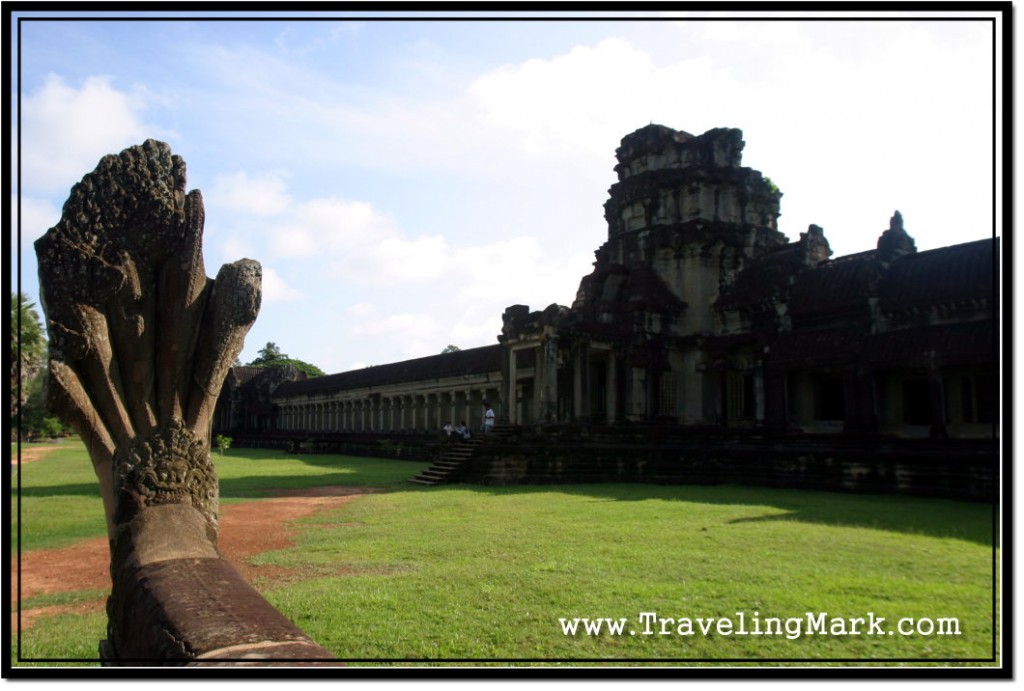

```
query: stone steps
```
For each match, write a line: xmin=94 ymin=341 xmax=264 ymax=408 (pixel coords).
xmin=409 ymin=440 xmax=481 ymax=485
xmin=409 ymin=421 xmax=520 ymax=485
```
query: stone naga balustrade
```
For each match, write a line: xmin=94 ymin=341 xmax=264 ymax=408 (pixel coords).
xmin=34 ymin=141 xmax=338 ymax=665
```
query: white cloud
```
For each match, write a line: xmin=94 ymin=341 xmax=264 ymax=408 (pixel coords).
xmin=708 ymin=21 xmax=995 ymax=255
xmin=350 ymin=312 xmax=445 ymax=360
xmin=19 ymin=74 xmax=168 ymax=195
xmin=210 ymin=171 xmax=292 ymax=216
xmin=264 ymin=193 xmax=458 ymax=286
xmin=467 ymin=38 xmax=663 ymax=160
xmin=256 ymin=177 xmax=593 ymax=304
xmin=446 ymin=238 xmax=591 ymax=309
xmin=219 ymin=234 xmax=259 ymax=263
xmin=362 ymin=235 xmax=450 ymax=284
xmin=245 ymin=166 xmax=594 ymax=359
xmin=14 ymin=195 xmax=61 ymax=249
xmin=463 ymin=37 xmax=741 ymax=168
xmin=450 ymin=316 xmax=504 ymax=350
xmin=352 ymin=312 xmax=439 ymax=338
xmin=260 ymin=266 xmax=303 ymax=303
xmin=268 ymin=222 xmax=320 ymax=259
xmin=269 ymin=196 xmax=400 ymax=260
xmin=461 ymin=26 xmax=991 ymax=256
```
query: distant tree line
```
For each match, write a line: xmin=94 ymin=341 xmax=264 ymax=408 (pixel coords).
xmin=11 ymin=292 xmax=71 ymax=440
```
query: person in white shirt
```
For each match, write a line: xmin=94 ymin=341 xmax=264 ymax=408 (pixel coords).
xmin=483 ymin=403 xmax=495 ymax=433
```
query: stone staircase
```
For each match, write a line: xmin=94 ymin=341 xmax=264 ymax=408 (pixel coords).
xmin=409 ymin=438 xmax=481 ymax=485
xmin=486 ymin=420 xmax=517 ymax=443
xmin=409 ymin=421 xmax=516 ymax=485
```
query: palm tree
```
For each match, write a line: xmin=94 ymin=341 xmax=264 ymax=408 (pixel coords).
xmin=11 ymin=292 xmax=46 ymax=420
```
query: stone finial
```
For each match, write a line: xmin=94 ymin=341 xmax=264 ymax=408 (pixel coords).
xmin=799 ymin=224 xmax=833 ymax=265
xmin=34 ymin=140 xmax=261 ymax=542
xmin=876 ymin=209 xmax=917 ymax=262
xmin=29 ymin=141 xmax=341 ymax=664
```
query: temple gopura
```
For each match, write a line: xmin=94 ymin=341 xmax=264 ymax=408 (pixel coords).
xmin=213 ymin=124 xmax=996 ymax=493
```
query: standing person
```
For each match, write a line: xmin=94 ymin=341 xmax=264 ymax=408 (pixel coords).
xmin=483 ymin=402 xmax=495 ymax=433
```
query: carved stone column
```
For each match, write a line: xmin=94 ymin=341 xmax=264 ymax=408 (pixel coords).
xmin=34 ymin=140 xmax=335 ymax=664
xmin=507 ymin=349 xmax=518 ymax=424
xmin=926 ymin=351 xmax=949 ymax=439
xmin=541 ymin=337 xmax=559 ymax=423
xmin=463 ymin=390 xmax=474 ymax=428
xmin=575 ymin=341 xmax=592 ymax=422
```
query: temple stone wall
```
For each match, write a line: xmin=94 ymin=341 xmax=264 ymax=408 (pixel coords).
xmin=462 ymin=436 xmax=995 ymax=502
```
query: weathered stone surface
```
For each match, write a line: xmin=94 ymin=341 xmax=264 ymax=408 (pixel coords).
xmin=35 ymin=141 xmax=336 ymax=664
xmin=35 ymin=140 xmax=256 ymax=540
xmin=106 ymin=558 xmax=337 ymax=664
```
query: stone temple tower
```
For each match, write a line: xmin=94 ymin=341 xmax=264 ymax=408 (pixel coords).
xmin=556 ymin=124 xmax=790 ymax=423
xmin=499 ymin=124 xmax=791 ymax=426
xmin=583 ymin=123 xmax=788 ymax=335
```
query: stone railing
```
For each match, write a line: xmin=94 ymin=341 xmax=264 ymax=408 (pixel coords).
xmin=34 ymin=140 xmax=337 ymax=664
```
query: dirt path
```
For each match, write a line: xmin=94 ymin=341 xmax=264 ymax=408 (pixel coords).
xmin=11 ymin=447 xmax=375 ymax=633
xmin=11 ymin=444 xmax=65 ymax=465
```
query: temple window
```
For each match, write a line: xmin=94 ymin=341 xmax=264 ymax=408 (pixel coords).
xmin=813 ymin=374 xmax=845 ymax=421
xmin=956 ymin=374 xmax=994 ymax=424
xmin=901 ymin=378 xmax=931 ymax=426
xmin=727 ymin=371 xmax=755 ymax=419
xmin=659 ymin=372 xmax=678 ymax=416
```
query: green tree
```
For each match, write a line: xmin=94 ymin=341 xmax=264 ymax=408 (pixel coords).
xmin=250 ymin=342 xmax=286 ymax=365
xmin=245 ymin=341 xmax=326 ymax=378
xmin=441 ymin=344 xmax=461 ymax=354
xmin=20 ymin=369 xmax=47 ymax=437
xmin=214 ymin=434 xmax=233 ymax=456
xmin=19 ymin=368 xmax=70 ymax=440
xmin=39 ymin=417 xmax=65 ymax=439
xmin=11 ymin=292 xmax=46 ymax=420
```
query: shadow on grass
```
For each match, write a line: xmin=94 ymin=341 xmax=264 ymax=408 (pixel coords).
xmin=14 ymin=446 xmax=994 ymax=548
xmin=219 ymin=473 xmax=399 ymax=499
xmin=405 ymin=481 xmax=995 ymax=548
xmin=281 ymin=452 xmax=426 ymax=471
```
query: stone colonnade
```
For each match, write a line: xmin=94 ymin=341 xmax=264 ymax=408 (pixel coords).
xmin=275 ymin=385 xmax=502 ymax=434
xmin=505 ymin=336 xmax=619 ymax=425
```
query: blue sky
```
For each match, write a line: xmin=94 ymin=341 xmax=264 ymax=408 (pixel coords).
xmin=10 ymin=10 xmax=1002 ymax=375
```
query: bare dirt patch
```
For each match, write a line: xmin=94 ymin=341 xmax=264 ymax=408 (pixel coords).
xmin=13 ymin=481 xmax=374 ymax=633
xmin=11 ymin=445 xmax=65 ymax=465
xmin=217 ymin=487 xmax=374 ymax=584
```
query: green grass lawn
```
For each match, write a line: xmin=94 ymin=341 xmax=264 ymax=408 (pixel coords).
xmin=10 ymin=440 xmax=998 ymax=667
